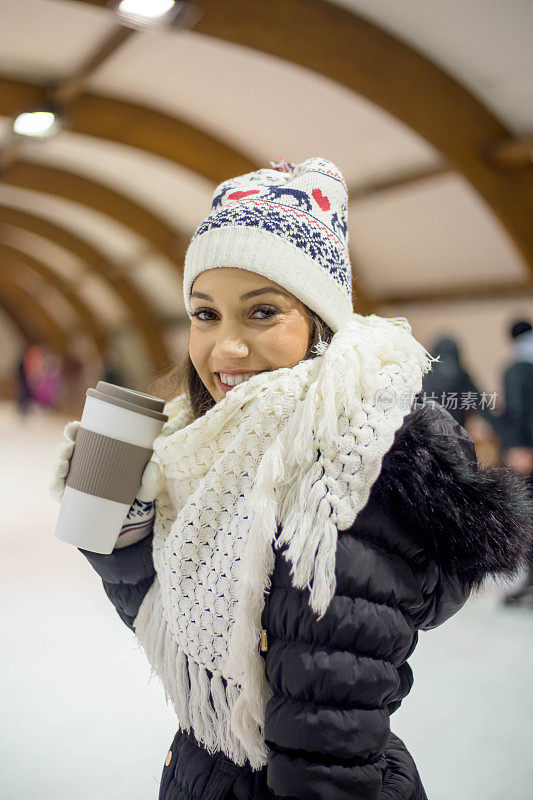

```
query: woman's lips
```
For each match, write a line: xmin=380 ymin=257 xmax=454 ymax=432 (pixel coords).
xmin=214 ymin=372 xmax=263 ymax=394
xmin=215 ymin=373 xmax=233 ymax=394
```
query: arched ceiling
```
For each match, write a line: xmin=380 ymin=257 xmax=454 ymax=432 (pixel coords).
xmin=333 ymin=0 xmax=533 ymax=138
xmin=2 ymin=160 xmax=189 ymax=265
xmin=0 ymin=204 xmax=172 ymax=369
xmin=0 ymin=75 xmax=257 ymax=183
xmin=188 ymin=0 xmax=533 ymax=269
xmin=0 ymin=241 xmax=109 ymax=355
xmin=0 ymin=294 xmax=38 ymax=346
xmin=0 ymin=0 xmax=531 ymax=372
xmin=0 ymin=267 xmax=70 ymax=354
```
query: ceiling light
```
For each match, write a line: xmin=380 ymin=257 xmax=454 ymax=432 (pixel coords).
xmin=12 ymin=109 xmax=62 ymax=139
xmin=112 ymin=0 xmax=200 ymax=30
xmin=118 ymin=0 xmax=177 ymax=21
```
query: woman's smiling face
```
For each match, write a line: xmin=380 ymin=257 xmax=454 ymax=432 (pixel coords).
xmin=188 ymin=268 xmax=312 ymax=403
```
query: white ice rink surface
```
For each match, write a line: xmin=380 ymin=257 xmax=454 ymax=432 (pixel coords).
xmin=1 ymin=400 xmax=532 ymax=800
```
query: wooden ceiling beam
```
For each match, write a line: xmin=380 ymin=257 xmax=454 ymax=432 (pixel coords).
xmin=0 ymin=295 xmax=40 ymax=345
xmin=3 ymin=160 xmax=189 ymax=267
xmin=0 ymin=23 xmax=135 ymax=171
xmin=0 ymin=75 xmax=256 ymax=184
xmin=348 ymin=166 xmax=452 ymax=201
xmin=380 ymin=280 xmax=533 ymax=306
xmin=67 ymin=92 xmax=256 ymax=184
xmin=347 ymin=259 xmax=376 ymax=315
xmin=0 ymin=206 xmax=172 ymax=371
xmin=0 ymin=241 xmax=110 ymax=356
xmin=485 ymin=136 xmax=533 ymax=169
xmin=0 ymin=271 xmax=70 ymax=354
xmin=52 ymin=25 xmax=135 ymax=106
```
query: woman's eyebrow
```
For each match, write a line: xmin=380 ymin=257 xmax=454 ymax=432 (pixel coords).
xmin=190 ymin=287 xmax=290 ymax=301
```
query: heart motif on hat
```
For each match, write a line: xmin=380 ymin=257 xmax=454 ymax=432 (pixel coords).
xmin=312 ymin=188 xmax=330 ymax=211
xmin=228 ymin=189 xmax=260 ymax=201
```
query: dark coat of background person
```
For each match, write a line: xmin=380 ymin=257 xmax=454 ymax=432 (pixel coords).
xmin=499 ymin=325 xmax=533 ymax=605
xmin=501 ymin=355 xmax=533 ymax=449
xmin=418 ymin=336 xmax=504 ymax=436
xmin=80 ymin=402 xmax=533 ymax=800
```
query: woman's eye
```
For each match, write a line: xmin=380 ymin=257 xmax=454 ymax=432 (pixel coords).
xmin=252 ymin=305 xmax=278 ymax=319
xmin=191 ymin=305 xmax=278 ymax=321
xmin=191 ymin=309 xmax=215 ymax=321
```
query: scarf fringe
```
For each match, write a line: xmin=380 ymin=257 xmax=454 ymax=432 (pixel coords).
xmin=133 ymin=577 xmax=255 ymax=767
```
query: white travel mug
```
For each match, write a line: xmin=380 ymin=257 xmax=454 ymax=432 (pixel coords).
xmin=54 ymin=381 xmax=168 ymax=554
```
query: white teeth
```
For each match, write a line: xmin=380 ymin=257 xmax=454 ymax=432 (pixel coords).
xmin=218 ymin=373 xmax=256 ymax=386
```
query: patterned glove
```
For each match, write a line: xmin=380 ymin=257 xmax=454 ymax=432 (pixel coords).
xmin=49 ymin=420 xmax=163 ymax=549
xmin=114 ymin=460 xmax=162 ymax=548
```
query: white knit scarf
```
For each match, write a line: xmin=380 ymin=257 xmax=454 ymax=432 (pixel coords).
xmin=133 ymin=313 xmax=436 ymax=769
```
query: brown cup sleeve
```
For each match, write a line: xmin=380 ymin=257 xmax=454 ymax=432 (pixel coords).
xmin=66 ymin=427 xmax=154 ymax=505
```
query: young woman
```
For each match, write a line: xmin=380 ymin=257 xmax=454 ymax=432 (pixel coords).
xmin=52 ymin=158 xmax=532 ymax=800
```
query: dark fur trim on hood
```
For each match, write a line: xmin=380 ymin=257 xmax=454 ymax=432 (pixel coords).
xmin=371 ymin=403 xmax=533 ymax=591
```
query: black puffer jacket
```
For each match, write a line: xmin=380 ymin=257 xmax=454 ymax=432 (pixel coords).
xmin=80 ymin=402 xmax=532 ymax=800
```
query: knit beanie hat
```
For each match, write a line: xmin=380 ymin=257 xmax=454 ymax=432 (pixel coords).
xmin=183 ymin=157 xmax=353 ymax=334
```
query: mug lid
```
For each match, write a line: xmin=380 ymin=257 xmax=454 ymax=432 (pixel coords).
xmin=95 ymin=381 xmax=166 ymax=413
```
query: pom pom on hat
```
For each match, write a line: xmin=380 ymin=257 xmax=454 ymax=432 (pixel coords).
xmin=269 ymin=158 xmax=295 ymax=173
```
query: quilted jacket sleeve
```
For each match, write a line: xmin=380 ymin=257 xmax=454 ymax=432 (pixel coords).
xmin=79 ymin=532 xmax=156 ymax=631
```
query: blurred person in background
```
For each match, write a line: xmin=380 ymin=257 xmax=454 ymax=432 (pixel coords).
xmin=22 ymin=343 xmax=44 ymax=399
xmin=500 ymin=320 xmax=533 ymax=608
xmin=418 ymin=335 xmax=503 ymax=436
xmin=32 ymin=349 xmax=61 ymax=411
xmin=15 ymin=347 xmax=33 ymax=415
xmin=101 ymin=344 xmax=126 ymax=387
xmin=60 ymin=353 xmax=85 ymax=417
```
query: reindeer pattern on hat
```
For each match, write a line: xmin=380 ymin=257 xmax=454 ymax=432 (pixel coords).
xmin=194 ymin=157 xmax=351 ymax=292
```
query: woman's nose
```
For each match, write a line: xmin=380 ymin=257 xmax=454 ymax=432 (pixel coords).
xmin=212 ymin=329 xmax=250 ymax=357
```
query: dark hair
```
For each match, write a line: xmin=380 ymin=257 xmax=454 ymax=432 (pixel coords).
xmin=510 ymin=320 xmax=532 ymax=340
xmin=142 ymin=307 xmax=334 ymax=421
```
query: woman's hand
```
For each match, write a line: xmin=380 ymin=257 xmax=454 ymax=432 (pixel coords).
xmin=134 ymin=459 xmax=163 ymax=502
xmin=49 ymin=420 xmax=80 ymax=503
xmin=49 ymin=420 xmax=164 ymax=548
